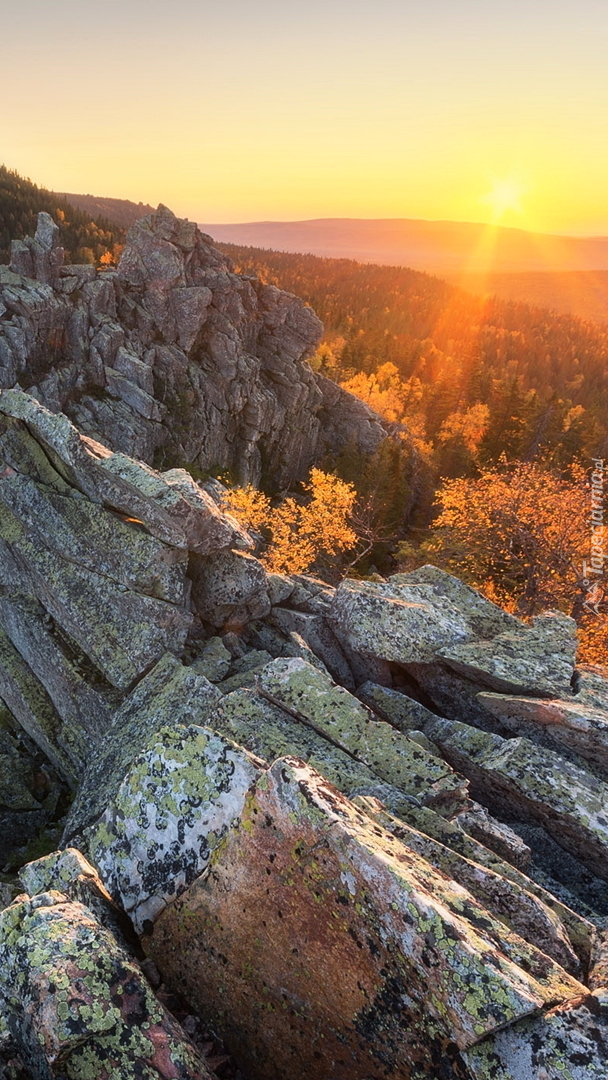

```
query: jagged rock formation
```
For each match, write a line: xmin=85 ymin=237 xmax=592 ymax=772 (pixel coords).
xmin=0 ymin=397 xmax=608 ymax=1074
xmin=0 ymin=208 xmax=386 ymax=489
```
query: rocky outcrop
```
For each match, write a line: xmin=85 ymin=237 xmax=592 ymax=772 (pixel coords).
xmin=0 ymin=890 xmax=212 ymax=1079
xmin=0 ymin=390 xmax=607 ymax=1078
xmin=144 ymin=757 xmax=585 ymax=1080
xmin=0 ymin=207 xmax=387 ymax=489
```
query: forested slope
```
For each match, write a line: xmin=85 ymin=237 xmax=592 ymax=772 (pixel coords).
xmin=0 ymin=166 xmax=124 ymax=265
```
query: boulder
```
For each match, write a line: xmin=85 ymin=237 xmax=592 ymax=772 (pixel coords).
xmin=64 ymin=653 xmax=222 ymax=839
xmin=144 ymin=757 xmax=584 ymax=1080
xmin=0 ymin=891 xmax=211 ymax=1079
xmin=83 ymin=725 xmax=261 ymax=932
xmin=269 ymin=606 xmax=355 ymax=688
xmin=328 ymin=576 xmax=472 ymax=664
xmin=329 ymin=569 xmax=577 ymax=698
xmin=190 ymin=549 xmax=271 ymax=629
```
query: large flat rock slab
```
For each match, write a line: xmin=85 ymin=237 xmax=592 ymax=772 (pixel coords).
xmin=439 ymin=612 xmax=577 ymax=698
xmin=328 ymin=567 xmax=577 ymax=697
xmin=145 ymin=757 xmax=584 ymax=1080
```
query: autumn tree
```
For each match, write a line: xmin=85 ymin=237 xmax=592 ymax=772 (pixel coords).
xmin=222 ymin=468 xmax=357 ymax=575
xmin=408 ymin=461 xmax=593 ymax=618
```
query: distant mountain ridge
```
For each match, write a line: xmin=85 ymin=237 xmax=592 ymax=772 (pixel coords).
xmin=198 ymin=217 xmax=608 ymax=276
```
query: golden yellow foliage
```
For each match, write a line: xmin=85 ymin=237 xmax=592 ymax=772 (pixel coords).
xmin=400 ymin=460 xmax=607 ymax=664
xmin=340 ymin=363 xmax=422 ymax=424
xmin=577 ymin=615 xmax=608 ymax=667
xmin=222 ymin=468 xmax=357 ymax=575
xmin=416 ymin=462 xmax=590 ymax=616
xmin=438 ymin=403 xmax=490 ymax=453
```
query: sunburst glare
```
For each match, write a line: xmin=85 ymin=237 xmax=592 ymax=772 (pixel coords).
xmin=481 ymin=178 xmax=527 ymax=223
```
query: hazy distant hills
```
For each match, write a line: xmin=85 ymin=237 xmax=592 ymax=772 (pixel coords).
xmin=58 ymin=192 xmax=155 ymax=230
xmin=451 ymin=270 xmax=608 ymax=325
xmin=5 ymin=163 xmax=608 ymax=325
xmin=199 ymin=217 xmax=608 ymax=276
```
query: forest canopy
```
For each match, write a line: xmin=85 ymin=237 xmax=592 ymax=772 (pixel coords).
xmin=0 ymin=166 xmax=124 ymax=266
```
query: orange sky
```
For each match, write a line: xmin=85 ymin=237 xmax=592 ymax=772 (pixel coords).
xmin=3 ymin=0 xmax=608 ymax=233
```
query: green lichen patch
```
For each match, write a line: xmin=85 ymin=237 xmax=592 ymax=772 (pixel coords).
xmin=0 ymin=890 xmax=211 ymax=1079
xmin=65 ymin=653 xmax=222 ymax=838
xmin=258 ymin=658 xmax=468 ymax=812
xmin=83 ymin=724 xmax=261 ymax=932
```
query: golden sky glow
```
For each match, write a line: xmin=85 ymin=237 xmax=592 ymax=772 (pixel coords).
xmin=481 ymin=179 xmax=527 ymax=224
xmin=3 ymin=0 xmax=608 ymax=233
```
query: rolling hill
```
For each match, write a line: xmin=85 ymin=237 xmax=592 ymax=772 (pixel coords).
xmin=199 ymin=217 xmax=608 ymax=276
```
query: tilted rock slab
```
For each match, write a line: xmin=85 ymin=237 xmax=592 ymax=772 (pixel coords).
xmin=423 ymin=714 xmax=608 ymax=879
xmin=393 ymin=800 xmax=596 ymax=972
xmin=478 ymin=681 xmax=608 ymax=772
xmin=257 ymin=657 xmax=468 ymax=813
xmin=355 ymin=797 xmax=581 ymax=976
xmin=0 ymin=625 xmax=84 ymax=786
xmin=0 ymin=391 xmax=252 ymax=789
xmin=144 ymin=757 xmax=585 ymax=1080
xmin=463 ymin=991 xmax=608 ymax=1080
xmin=357 ymin=679 xmax=440 ymax=731
xmin=206 ymin=685 xmax=419 ymax=817
xmin=0 ymin=890 xmax=211 ymax=1079
xmin=329 ymin=567 xmax=577 ymax=698
xmin=0 ymin=389 xmax=248 ymax=553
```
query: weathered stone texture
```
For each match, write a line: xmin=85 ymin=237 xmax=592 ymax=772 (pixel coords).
xmin=423 ymin=714 xmax=608 ymax=879
xmin=0 ymin=207 xmax=388 ymax=490
xmin=0 ymin=891 xmax=211 ymax=1079
xmin=145 ymin=758 xmax=585 ymax=1080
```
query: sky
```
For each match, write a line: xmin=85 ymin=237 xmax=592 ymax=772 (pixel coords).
xmin=3 ymin=0 xmax=608 ymax=233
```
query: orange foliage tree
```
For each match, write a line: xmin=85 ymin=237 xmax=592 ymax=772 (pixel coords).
xmin=340 ymin=363 xmax=423 ymax=425
xmin=222 ymin=468 xmax=357 ymax=575
xmin=403 ymin=461 xmax=606 ymax=664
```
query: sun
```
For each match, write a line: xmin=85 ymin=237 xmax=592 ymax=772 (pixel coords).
xmin=481 ymin=178 xmax=526 ymax=223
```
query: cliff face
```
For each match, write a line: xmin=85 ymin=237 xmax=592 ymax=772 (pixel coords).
xmin=0 ymin=207 xmax=386 ymax=489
